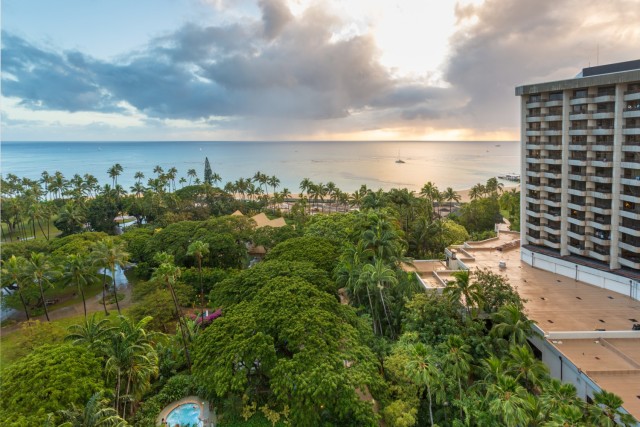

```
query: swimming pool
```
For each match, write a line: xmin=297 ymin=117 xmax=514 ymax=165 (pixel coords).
xmin=165 ymin=403 xmax=202 ymax=427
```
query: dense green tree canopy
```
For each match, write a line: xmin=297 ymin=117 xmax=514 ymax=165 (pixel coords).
xmin=265 ymin=235 xmax=339 ymax=274
xmin=194 ymin=277 xmax=382 ymax=426
xmin=0 ymin=344 xmax=105 ymax=426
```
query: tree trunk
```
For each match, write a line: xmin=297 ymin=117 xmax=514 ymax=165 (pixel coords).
xmin=37 ymin=218 xmax=49 ymax=241
xmin=17 ymin=286 xmax=30 ymax=320
xmin=122 ymin=373 xmax=132 ymax=419
xmin=168 ymin=282 xmax=192 ymax=371
xmin=79 ymin=284 xmax=87 ymax=320
xmin=378 ymin=285 xmax=395 ymax=339
xmin=365 ymin=286 xmax=377 ymax=335
xmin=427 ymin=385 xmax=434 ymax=427
xmin=115 ymin=372 xmax=121 ymax=412
xmin=38 ymin=279 xmax=50 ymax=321
xmin=101 ymin=271 xmax=110 ymax=316
xmin=199 ymin=260 xmax=205 ymax=324
xmin=111 ymin=268 xmax=121 ymax=315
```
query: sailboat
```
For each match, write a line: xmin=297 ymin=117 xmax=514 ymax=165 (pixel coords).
xmin=395 ymin=150 xmax=405 ymax=164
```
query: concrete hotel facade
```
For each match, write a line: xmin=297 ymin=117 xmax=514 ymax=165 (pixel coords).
xmin=515 ymin=60 xmax=640 ymax=297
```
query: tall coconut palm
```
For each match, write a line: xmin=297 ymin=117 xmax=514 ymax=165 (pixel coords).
xmin=152 ymin=255 xmax=191 ymax=371
xmin=187 ymin=240 xmax=210 ymax=323
xmin=505 ymin=345 xmax=548 ymax=393
xmin=469 ymin=183 xmax=486 ymax=201
xmin=92 ymin=238 xmax=130 ymax=315
xmin=108 ymin=164 xmax=124 ymax=188
xmin=406 ymin=342 xmax=441 ymax=426
xmin=187 ymin=168 xmax=197 ymax=185
xmin=443 ymin=187 xmax=461 ymax=212
xmin=63 ymin=253 xmax=99 ymax=320
xmin=443 ymin=335 xmax=472 ymax=418
xmin=359 ymin=258 xmax=397 ymax=338
xmin=25 ymin=252 xmax=59 ymax=322
xmin=1 ymin=255 xmax=32 ymax=320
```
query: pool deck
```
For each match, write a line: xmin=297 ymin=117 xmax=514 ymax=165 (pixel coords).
xmin=157 ymin=396 xmax=214 ymax=427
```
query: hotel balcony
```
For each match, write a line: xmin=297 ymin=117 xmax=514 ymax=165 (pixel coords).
xmin=591 ymin=204 xmax=612 ymax=215
xmin=620 ymin=225 xmax=640 ymax=238
xmin=621 ymin=193 xmax=640 ymax=204
xmin=542 ymin=238 xmax=561 ymax=249
xmin=621 ymin=208 xmax=640 ymax=221
xmin=527 ymin=222 xmax=542 ymax=232
xmin=619 ymin=241 xmax=640 ymax=254
xmin=568 ymin=173 xmax=587 ymax=181
xmin=568 ymin=128 xmax=589 ymax=136
xmin=592 ymin=127 xmax=614 ymax=136
xmin=544 ymin=114 xmax=563 ymax=121
xmin=543 ymin=224 xmax=561 ymax=235
xmin=526 ymin=171 xmax=542 ymax=179
xmin=543 ymin=143 xmax=562 ymax=151
xmin=621 ymin=177 xmax=640 ymax=186
xmin=527 ymin=157 xmax=543 ymax=164
xmin=526 ymin=143 xmax=543 ymax=149
xmin=588 ymin=250 xmax=610 ymax=262
xmin=542 ymin=198 xmax=562 ymax=208
xmin=588 ymin=219 xmax=611 ymax=230
xmin=543 ymin=130 xmax=563 ymax=137
xmin=622 ymin=143 xmax=640 ymax=152
xmin=568 ymin=216 xmax=586 ymax=227
xmin=541 ymin=157 xmax=563 ymax=165
xmin=588 ymin=233 xmax=611 ymax=246
xmin=526 ymin=130 xmax=543 ymax=136
xmin=568 ymin=188 xmax=587 ymax=197
xmin=544 ymin=99 xmax=563 ymax=107
xmin=619 ymin=257 xmax=640 ymax=269
xmin=525 ymin=196 xmax=540 ymax=205
xmin=526 ymin=209 xmax=542 ymax=219
xmin=623 ymin=126 xmax=640 ymax=135
xmin=569 ymin=96 xmax=590 ymax=105
xmin=526 ymin=114 xmax=543 ymax=122
xmin=568 ymin=245 xmax=588 ymax=256
xmin=525 ymin=183 xmax=541 ymax=191
xmin=591 ymin=174 xmax=613 ymax=184
xmin=592 ymin=111 xmax=615 ymax=120
xmin=567 ymin=229 xmax=585 ymax=240
xmin=592 ymin=94 xmax=615 ymax=103
xmin=567 ymin=202 xmax=586 ymax=212
xmin=623 ymin=110 xmax=640 ymax=118
xmin=569 ymin=144 xmax=588 ymax=151
xmin=590 ymin=189 xmax=612 ymax=200
xmin=527 ymin=235 xmax=544 ymax=245
xmin=623 ymin=90 xmax=640 ymax=102
xmin=569 ymin=112 xmax=591 ymax=120
xmin=591 ymin=142 xmax=614 ymax=151
xmin=621 ymin=162 xmax=640 ymax=171
xmin=526 ymin=99 xmax=546 ymax=108
xmin=542 ymin=186 xmax=562 ymax=195
xmin=542 ymin=170 xmax=562 ymax=179
xmin=590 ymin=159 xmax=613 ymax=168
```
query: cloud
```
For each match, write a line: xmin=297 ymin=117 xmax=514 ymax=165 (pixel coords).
xmin=444 ymin=0 xmax=640 ymax=130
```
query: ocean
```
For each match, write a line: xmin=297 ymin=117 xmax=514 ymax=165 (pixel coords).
xmin=1 ymin=140 xmax=520 ymax=193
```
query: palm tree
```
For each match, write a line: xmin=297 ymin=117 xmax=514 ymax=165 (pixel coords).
xmin=444 ymin=270 xmax=482 ymax=316
xmin=92 ymin=238 xmax=130 ymax=315
xmin=187 ymin=240 xmax=210 ymax=323
xmin=469 ymin=183 xmax=486 ymax=201
xmin=487 ymin=374 xmax=531 ymax=426
xmin=57 ymin=391 xmax=128 ymax=427
xmin=490 ymin=304 xmax=536 ymax=347
xmin=443 ymin=335 xmax=472 ymax=418
xmin=443 ymin=187 xmax=461 ymax=212
xmin=152 ymin=255 xmax=191 ymax=371
xmin=66 ymin=313 xmax=115 ymax=351
xmin=406 ymin=342 xmax=441 ymax=426
xmin=539 ymin=379 xmax=582 ymax=418
xmin=187 ymin=168 xmax=197 ymax=185
xmin=134 ymin=171 xmax=145 ymax=184
xmin=108 ymin=164 xmax=123 ymax=188
xmin=25 ymin=252 xmax=59 ymax=322
xmin=63 ymin=254 xmax=99 ymax=320
xmin=588 ymin=389 xmax=636 ymax=426
xmin=1 ymin=255 xmax=32 ymax=320
xmin=359 ymin=258 xmax=397 ymax=338
xmin=211 ymin=172 xmax=222 ymax=187
xmin=505 ymin=345 xmax=548 ymax=393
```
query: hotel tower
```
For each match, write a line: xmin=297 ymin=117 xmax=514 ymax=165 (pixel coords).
xmin=516 ymin=60 xmax=640 ymax=297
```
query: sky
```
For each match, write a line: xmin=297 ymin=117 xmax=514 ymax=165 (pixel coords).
xmin=2 ymin=0 xmax=639 ymax=141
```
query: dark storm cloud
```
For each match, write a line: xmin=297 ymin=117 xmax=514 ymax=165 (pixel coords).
xmin=444 ymin=0 xmax=640 ymax=130
xmin=259 ymin=0 xmax=294 ymax=39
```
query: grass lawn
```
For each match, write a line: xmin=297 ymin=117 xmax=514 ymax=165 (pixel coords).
xmin=0 ymin=309 xmax=131 ymax=368
xmin=1 ymin=218 xmax=61 ymax=242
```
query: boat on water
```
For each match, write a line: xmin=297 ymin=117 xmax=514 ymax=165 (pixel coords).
xmin=498 ymin=173 xmax=520 ymax=182
xmin=395 ymin=159 xmax=405 ymax=164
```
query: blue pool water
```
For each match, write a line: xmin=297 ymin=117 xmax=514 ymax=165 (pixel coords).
xmin=166 ymin=403 xmax=202 ymax=427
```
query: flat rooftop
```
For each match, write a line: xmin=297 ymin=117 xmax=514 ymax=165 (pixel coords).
xmin=451 ymin=234 xmax=640 ymax=419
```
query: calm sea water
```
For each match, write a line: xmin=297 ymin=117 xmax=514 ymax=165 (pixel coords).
xmin=1 ymin=141 xmax=520 ymax=193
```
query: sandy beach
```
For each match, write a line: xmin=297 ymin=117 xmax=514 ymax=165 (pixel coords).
xmin=455 ymin=184 xmax=520 ymax=203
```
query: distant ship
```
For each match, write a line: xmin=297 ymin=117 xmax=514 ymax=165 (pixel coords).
xmin=395 ymin=151 xmax=405 ymax=164
xmin=498 ymin=173 xmax=520 ymax=182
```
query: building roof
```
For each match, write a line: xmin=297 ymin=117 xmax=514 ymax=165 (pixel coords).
xmin=230 ymin=211 xmax=287 ymax=229
xmin=515 ymin=60 xmax=640 ymax=96
xmin=448 ymin=233 xmax=640 ymax=419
